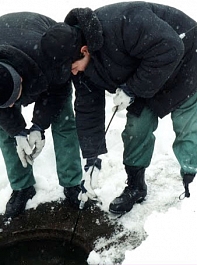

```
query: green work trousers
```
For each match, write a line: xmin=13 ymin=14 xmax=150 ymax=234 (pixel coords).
xmin=0 ymin=94 xmax=82 ymax=190
xmin=122 ymin=92 xmax=197 ymax=175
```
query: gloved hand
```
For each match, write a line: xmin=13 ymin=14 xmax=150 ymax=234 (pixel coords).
xmin=15 ymin=130 xmax=33 ymax=168
xmin=113 ymin=84 xmax=135 ymax=112
xmin=28 ymin=124 xmax=45 ymax=161
xmin=78 ymin=157 xmax=102 ymax=207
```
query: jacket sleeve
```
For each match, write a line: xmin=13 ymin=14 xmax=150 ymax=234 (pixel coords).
xmin=31 ymin=81 xmax=72 ymax=129
xmin=122 ymin=8 xmax=185 ymax=98
xmin=72 ymin=74 xmax=107 ymax=158
xmin=0 ymin=107 xmax=26 ymax=137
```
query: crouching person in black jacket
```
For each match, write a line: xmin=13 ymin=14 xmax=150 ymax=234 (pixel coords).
xmin=0 ymin=12 xmax=82 ymax=219
xmin=41 ymin=2 xmax=197 ymax=214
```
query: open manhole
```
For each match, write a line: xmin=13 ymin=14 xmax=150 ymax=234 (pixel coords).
xmin=0 ymin=237 xmax=88 ymax=265
xmin=0 ymin=201 xmax=123 ymax=264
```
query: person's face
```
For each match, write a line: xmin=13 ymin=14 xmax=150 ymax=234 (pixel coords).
xmin=9 ymin=79 xmax=23 ymax=108
xmin=71 ymin=46 xmax=90 ymax=75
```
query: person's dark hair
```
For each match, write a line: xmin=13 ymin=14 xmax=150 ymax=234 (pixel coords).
xmin=0 ymin=62 xmax=21 ymax=108
xmin=41 ymin=23 xmax=83 ymax=64
xmin=41 ymin=23 xmax=83 ymax=81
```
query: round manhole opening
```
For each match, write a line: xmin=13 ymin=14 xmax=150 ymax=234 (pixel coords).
xmin=0 ymin=238 xmax=88 ymax=265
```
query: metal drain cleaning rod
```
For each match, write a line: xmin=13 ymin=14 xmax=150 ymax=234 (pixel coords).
xmin=70 ymin=106 xmax=118 ymax=245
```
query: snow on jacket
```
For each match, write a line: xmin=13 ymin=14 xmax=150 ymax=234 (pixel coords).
xmin=64 ymin=2 xmax=197 ymax=158
xmin=66 ymin=2 xmax=197 ymax=117
xmin=0 ymin=12 xmax=71 ymax=136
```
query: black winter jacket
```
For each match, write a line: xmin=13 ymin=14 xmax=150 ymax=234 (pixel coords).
xmin=0 ymin=12 xmax=71 ymax=136
xmin=65 ymin=2 xmax=197 ymax=158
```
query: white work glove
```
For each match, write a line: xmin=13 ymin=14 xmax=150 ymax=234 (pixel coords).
xmin=28 ymin=124 xmax=45 ymax=161
xmin=15 ymin=130 xmax=33 ymax=168
xmin=78 ymin=158 xmax=102 ymax=208
xmin=113 ymin=84 xmax=135 ymax=112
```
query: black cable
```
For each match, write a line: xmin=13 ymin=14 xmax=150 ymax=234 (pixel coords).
xmin=70 ymin=106 xmax=118 ymax=245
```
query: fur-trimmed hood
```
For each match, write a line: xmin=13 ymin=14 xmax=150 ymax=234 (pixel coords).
xmin=65 ymin=8 xmax=103 ymax=53
xmin=0 ymin=45 xmax=48 ymax=102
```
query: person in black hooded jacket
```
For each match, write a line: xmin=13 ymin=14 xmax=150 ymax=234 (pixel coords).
xmin=0 ymin=12 xmax=82 ymax=219
xmin=41 ymin=2 xmax=197 ymax=214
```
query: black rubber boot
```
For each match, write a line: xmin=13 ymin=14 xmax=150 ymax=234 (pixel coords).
xmin=109 ymin=166 xmax=147 ymax=214
xmin=182 ymin=173 xmax=195 ymax=198
xmin=5 ymin=186 xmax=36 ymax=219
xmin=64 ymin=185 xmax=81 ymax=207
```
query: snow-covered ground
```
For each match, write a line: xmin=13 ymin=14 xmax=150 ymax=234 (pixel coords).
xmin=0 ymin=1 xmax=197 ymax=264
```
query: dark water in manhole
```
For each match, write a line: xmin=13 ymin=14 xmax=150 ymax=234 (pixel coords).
xmin=0 ymin=239 xmax=88 ymax=265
